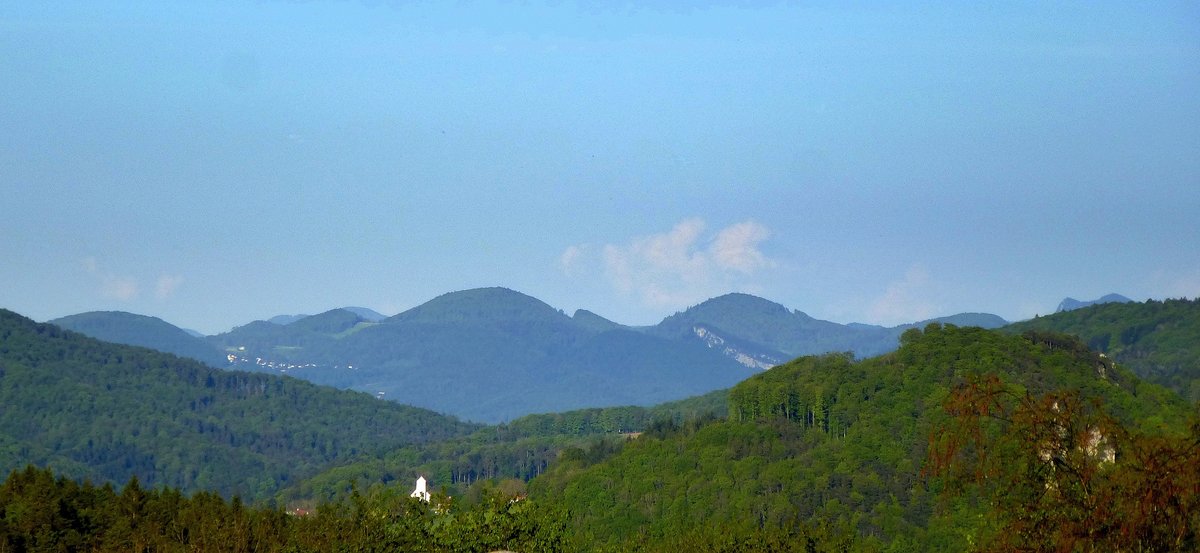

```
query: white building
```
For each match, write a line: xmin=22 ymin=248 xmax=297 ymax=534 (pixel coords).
xmin=410 ymin=476 xmax=431 ymax=502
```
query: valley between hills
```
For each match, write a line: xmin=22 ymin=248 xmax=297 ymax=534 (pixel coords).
xmin=1 ymin=291 xmax=1196 ymax=552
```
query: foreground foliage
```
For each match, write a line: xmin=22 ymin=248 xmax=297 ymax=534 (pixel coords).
xmin=0 ymin=464 xmax=869 ymax=553
xmin=0 ymin=466 xmax=568 ymax=552
xmin=285 ymin=390 xmax=727 ymax=504
xmin=929 ymin=374 xmax=1200 ymax=552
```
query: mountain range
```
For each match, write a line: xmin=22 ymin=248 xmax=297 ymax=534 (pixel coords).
xmin=1056 ymin=293 xmax=1133 ymax=313
xmin=4 ymin=294 xmax=1196 ymax=550
xmin=267 ymin=306 xmax=387 ymax=326
xmin=0 ymin=309 xmax=477 ymax=500
xmin=50 ymin=288 xmax=1008 ymax=422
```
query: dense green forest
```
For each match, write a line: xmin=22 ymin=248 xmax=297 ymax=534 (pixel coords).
xmin=49 ymin=311 xmax=228 ymax=368
xmin=1006 ymin=298 xmax=1200 ymax=401
xmin=0 ymin=465 xmax=570 ymax=553
xmin=0 ymin=463 xmax=861 ymax=552
xmin=3 ymin=325 xmax=1194 ymax=552
xmin=0 ymin=309 xmax=477 ymax=501
xmin=4 ymin=305 xmax=1197 ymax=551
xmin=282 ymin=389 xmax=728 ymax=504
xmin=529 ymin=324 xmax=1194 ymax=551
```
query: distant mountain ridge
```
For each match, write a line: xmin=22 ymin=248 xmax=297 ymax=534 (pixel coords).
xmin=652 ymin=293 xmax=850 ymax=356
xmin=1056 ymin=293 xmax=1133 ymax=312
xmin=209 ymin=287 xmax=759 ymax=422
xmin=199 ymin=289 xmax=1009 ymax=422
xmin=385 ymin=287 xmax=566 ymax=325
xmin=268 ymin=306 xmax=387 ymax=325
xmin=342 ymin=306 xmax=387 ymax=322
xmin=47 ymin=288 xmax=1009 ymax=423
xmin=652 ymin=293 xmax=1007 ymax=361
xmin=570 ymin=309 xmax=624 ymax=333
xmin=268 ymin=313 xmax=308 ymax=325
xmin=49 ymin=311 xmax=228 ymax=368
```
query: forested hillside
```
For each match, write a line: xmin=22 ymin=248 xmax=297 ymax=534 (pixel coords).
xmin=282 ymin=389 xmax=728 ymax=504
xmin=0 ymin=309 xmax=478 ymax=501
xmin=0 ymin=466 xmax=569 ymax=553
xmin=49 ymin=311 xmax=228 ymax=368
xmin=529 ymin=324 xmax=1192 ymax=551
xmin=3 ymin=320 xmax=1194 ymax=551
xmin=1006 ymin=298 xmax=1200 ymax=401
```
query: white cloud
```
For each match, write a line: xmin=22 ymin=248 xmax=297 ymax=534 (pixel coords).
xmin=101 ymin=275 xmax=140 ymax=301
xmin=636 ymin=218 xmax=708 ymax=277
xmin=601 ymin=243 xmax=633 ymax=291
xmin=79 ymin=256 xmax=159 ymax=303
xmin=565 ymin=218 xmax=777 ymax=310
xmin=558 ymin=244 xmax=587 ymax=276
xmin=711 ymin=221 xmax=774 ymax=273
xmin=867 ymin=265 xmax=938 ymax=326
xmin=155 ymin=274 xmax=184 ymax=300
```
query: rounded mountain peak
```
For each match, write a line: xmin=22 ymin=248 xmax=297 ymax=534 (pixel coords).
xmin=670 ymin=293 xmax=819 ymax=326
xmin=689 ymin=293 xmax=793 ymax=316
xmin=387 ymin=287 xmax=570 ymax=325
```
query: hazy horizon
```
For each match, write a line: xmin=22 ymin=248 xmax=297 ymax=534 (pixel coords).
xmin=23 ymin=285 xmax=1161 ymax=337
xmin=3 ymin=2 xmax=1197 ymax=334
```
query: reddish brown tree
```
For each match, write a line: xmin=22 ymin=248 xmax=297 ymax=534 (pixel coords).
xmin=927 ymin=374 xmax=1199 ymax=552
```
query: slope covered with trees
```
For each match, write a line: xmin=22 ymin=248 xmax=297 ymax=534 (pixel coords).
xmin=49 ymin=311 xmax=228 ymax=368
xmin=927 ymin=373 xmax=1198 ymax=552
xmin=282 ymin=389 xmax=728 ymax=505
xmin=3 ymin=321 xmax=1194 ymax=552
xmin=0 ymin=466 xmax=569 ymax=553
xmin=1006 ymin=298 xmax=1200 ymax=401
xmin=529 ymin=324 xmax=1191 ymax=551
xmin=0 ymin=309 xmax=478 ymax=501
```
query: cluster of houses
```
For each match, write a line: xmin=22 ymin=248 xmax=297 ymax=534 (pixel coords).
xmin=224 ymin=350 xmax=356 ymax=374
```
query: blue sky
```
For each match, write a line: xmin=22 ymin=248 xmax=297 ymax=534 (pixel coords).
xmin=1 ymin=1 xmax=1197 ymax=334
